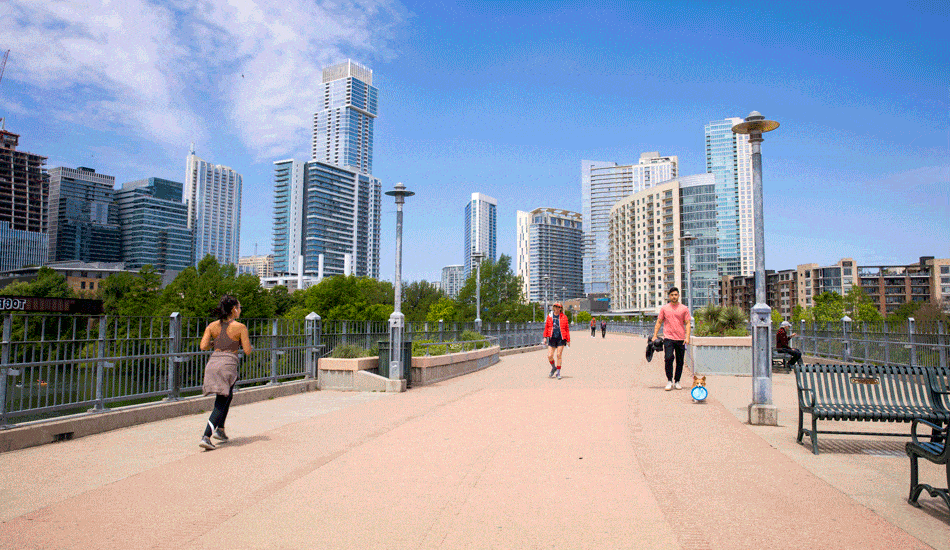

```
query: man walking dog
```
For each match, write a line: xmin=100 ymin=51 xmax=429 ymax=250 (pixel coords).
xmin=652 ymin=287 xmax=691 ymax=391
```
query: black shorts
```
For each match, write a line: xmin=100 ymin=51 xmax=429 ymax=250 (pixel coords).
xmin=548 ymin=336 xmax=566 ymax=348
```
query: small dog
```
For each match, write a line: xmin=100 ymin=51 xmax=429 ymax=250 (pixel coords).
xmin=692 ymin=374 xmax=706 ymax=389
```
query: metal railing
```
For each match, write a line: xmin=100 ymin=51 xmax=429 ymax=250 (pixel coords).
xmin=0 ymin=314 xmax=548 ymax=427
xmin=797 ymin=318 xmax=949 ymax=369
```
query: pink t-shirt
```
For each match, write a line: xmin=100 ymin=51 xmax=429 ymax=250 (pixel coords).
xmin=658 ymin=303 xmax=691 ymax=341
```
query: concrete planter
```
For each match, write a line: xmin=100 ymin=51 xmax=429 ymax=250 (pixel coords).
xmin=317 ymin=356 xmax=379 ymax=390
xmin=409 ymin=345 xmax=500 ymax=387
xmin=690 ymin=336 xmax=752 ymax=376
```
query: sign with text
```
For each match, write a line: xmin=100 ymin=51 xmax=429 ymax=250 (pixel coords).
xmin=0 ymin=296 xmax=104 ymax=315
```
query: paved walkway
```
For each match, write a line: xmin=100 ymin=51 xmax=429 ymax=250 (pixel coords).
xmin=1 ymin=333 xmax=947 ymax=549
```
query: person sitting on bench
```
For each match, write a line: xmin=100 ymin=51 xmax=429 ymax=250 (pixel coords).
xmin=776 ymin=321 xmax=802 ymax=369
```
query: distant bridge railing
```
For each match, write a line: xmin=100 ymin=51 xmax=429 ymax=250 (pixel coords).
xmin=796 ymin=318 xmax=949 ymax=369
xmin=0 ymin=314 xmax=550 ymax=427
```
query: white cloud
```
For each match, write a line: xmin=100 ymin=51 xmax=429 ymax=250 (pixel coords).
xmin=3 ymin=0 xmax=406 ymax=160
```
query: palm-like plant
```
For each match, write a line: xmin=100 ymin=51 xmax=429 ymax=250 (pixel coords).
xmin=695 ymin=304 xmax=748 ymax=336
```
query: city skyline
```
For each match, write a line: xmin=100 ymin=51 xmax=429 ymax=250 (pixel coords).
xmin=2 ymin=1 xmax=947 ymax=283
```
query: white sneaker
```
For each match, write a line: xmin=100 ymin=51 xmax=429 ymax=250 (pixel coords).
xmin=199 ymin=436 xmax=216 ymax=450
xmin=664 ymin=381 xmax=673 ymax=391
xmin=674 ymin=382 xmax=682 ymax=390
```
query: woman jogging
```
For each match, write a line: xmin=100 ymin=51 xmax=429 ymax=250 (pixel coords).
xmin=198 ymin=295 xmax=252 ymax=450
xmin=544 ymin=302 xmax=571 ymax=379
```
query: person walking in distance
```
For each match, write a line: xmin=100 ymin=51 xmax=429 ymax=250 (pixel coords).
xmin=590 ymin=316 xmax=597 ymax=338
xmin=544 ymin=302 xmax=571 ymax=379
xmin=198 ymin=295 xmax=253 ymax=450
xmin=652 ymin=287 xmax=691 ymax=391
xmin=600 ymin=320 xmax=607 ymax=338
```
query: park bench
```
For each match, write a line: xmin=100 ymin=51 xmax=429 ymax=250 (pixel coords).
xmin=795 ymin=364 xmax=950 ymax=455
xmin=905 ymin=418 xmax=949 ymax=511
xmin=771 ymin=349 xmax=790 ymax=372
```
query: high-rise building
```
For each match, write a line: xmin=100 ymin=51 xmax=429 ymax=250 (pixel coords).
xmin=115 ymin=178 xmax=192 ymax=272
xmin=312 ymin=60 xmax=378 ymax=174
xmin=185 ymin=147 xmax=242 ymax=266
xmin=441 ymin=265 xmax=465 ymax=298
xmin=47 ymin=166 xmax=121 ymax=263
xmin=464 ymin=193 xmax=497 ymax=280
xmin=0 ymin=123 xmax=48 ymax=270
xmin=608 ymin=174 xmax=717 ymax=314
xmin=272 ymin=159 xmax=306 ymax=275
xmin=271 ymin=159 xmax=381 ymax=279
xmin=705 ymin=118 xmax=754 ymax=277
xmin=516 ymin=208 xmax=583 ymax=305
xmin=238 ymin=254 xmax=275 ymax=278
xmin=582 ymin=152 xmax=678 ymax=294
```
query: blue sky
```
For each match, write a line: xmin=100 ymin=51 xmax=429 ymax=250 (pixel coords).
xmin=3 ymin=0 xmax=947 ymax=282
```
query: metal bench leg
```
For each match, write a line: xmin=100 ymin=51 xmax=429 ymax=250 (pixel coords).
xmin=810 ymin=416 xmax=819 ymax=455
xmin=908 ymin=454 xmax=921 ymax=507
xmin=797 ymin=409 xmax=804 ymax=444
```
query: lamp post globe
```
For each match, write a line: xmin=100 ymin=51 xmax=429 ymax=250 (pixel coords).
xmin=732 ymin=111 xmax=780 ymax=426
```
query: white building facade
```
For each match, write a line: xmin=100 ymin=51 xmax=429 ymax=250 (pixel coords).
xmin=185 ymin=149 xmax=242 ymax=266
xmin=464 ymin=192 xmax=497 ymax=280
xmin=441 ymin=265 xmax=465 ymax=298
xmin=582 ymin=152 xmax=678 ymax=295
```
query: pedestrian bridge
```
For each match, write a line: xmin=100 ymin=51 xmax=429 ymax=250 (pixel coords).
xmin=0 ymin=333 xmax=946 ymax=550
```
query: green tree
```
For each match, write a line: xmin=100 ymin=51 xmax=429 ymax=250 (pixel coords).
xmin=269 ymin=285 xmax=298 ymax=317
xmin=159 ymin=255 xmax=234 ymax=317
xmin=843 ymin=286 xmax=883 ymax=323
xmin=575 ymin=311 xmax=592 ymax=325
xmin=791 ymin=304 xmax=812 ymax=324
xmin=0 ymin=267 xmax=73 ymax=298
xmin=812 ymin=292 xmax=845 ymax=323
xmin=455 ymin=255 xmax=530 ymax=322
xmin=402 ymin=280 xmax=445 ymax=322
xmin=889 ymin=300 xmax=922 ymax=321
xmin=99 ymin=265 xmax=162 ymax=316
xmin=425 ymin=297 xmax=458 ymax=324
xmin=771 ymin=308 xmax=784 ymax=327
xmin=285 ymin=275 xmax=394 ymax=321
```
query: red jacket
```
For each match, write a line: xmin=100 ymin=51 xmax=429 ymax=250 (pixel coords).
xmin=544 ymin=313 xmax=571 ymax=343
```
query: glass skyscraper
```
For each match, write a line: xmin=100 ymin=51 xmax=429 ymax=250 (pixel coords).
xmin=47 ymin=166 xmax=121 ymax=263
xmin=312 ymin=60 xmax=378 ymax=175
xmin=464 ymin=193 xmax=497 ymax=281
xmin=115 ymin=178 xmax=192 ymax=272
xmin=271 ymin=159 xmax=381 ymax=279
xmin=185 ymin=148 xmax=242 ymax=266
xmin=582 ymin=152 xmax=678 ymax=294
xmin=705 ymin=118 xmax=754 ymax=277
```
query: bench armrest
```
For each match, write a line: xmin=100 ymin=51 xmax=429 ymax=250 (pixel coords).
xmin=910 ymin=418 xmax=948 ymax=443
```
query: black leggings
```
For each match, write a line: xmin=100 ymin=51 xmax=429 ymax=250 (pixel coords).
xmin=204 ymin=385 xmax=234 ymax=437
xmin=777 ymin=347 xmax=802 ymax=368
xmin=664 ymin=340 xmax=686 ymax=382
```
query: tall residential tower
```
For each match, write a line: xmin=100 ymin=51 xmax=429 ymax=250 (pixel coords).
xmin=582 ymin=152 xmax=678 ymax=294
xmin=517 ymin=208 xmax=583 ymax=304
xmin=185 ymin=148 xmax=242 ymax=266
xmin=464 ymin=193 xmax=497 ymax=280
xmin=705 ymin=118 xmax=754 ymax=277
xmin=312 ymin=60 xmax=378 ymax=174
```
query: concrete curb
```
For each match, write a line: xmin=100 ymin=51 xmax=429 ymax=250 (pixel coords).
xmin=0 ymin=379 xmax=319 ymax=453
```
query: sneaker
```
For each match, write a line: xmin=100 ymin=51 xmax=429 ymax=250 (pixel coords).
xmin=664 ymin=381 xmax=673 ymax=391
xmin=199 ymin=436 xmax=216 ymax=450
xmin=674 ymin=382 xmax=682 ymax=390
xmin=556 ymin=373 xmax=562 ymax=380
xmin=212 ymin=428 xmax=229 ymax=441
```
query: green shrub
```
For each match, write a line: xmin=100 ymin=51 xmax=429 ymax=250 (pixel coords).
xmin=694 ymin=305 xmax=749 ymax=337
xmin=330 ymin=344 xmax=370 ymax=358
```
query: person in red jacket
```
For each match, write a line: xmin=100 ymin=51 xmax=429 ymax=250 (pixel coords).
xmin=544 ymin=302 xmax=571 ymax=379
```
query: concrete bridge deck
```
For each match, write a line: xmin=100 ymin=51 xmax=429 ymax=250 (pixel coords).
xmin=1 ymin=333 xmax=947 ymax=549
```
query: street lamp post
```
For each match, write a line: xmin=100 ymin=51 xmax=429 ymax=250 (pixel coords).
xmin=682 ymin=231 xmax=697 ymax=326
xmin=472 ymin=251 xmax=485 ymax=331
xmin=543 ymin=274 xmax=550 ymax=318
xmin=732 ymin=111 xmax=780 ymax=426
xmin=385 ymin=182 xmax=414 ymax=381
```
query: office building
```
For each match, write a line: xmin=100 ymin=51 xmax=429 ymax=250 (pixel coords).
xmin=47 ymin=166 xmax=121 ymax=263
xmin=115 ymin=178 xmax=192 ymax=272
xmin=185 ymin=147 xmax=242 ymax=266
xmin=312 ymin=60 xmax=378 ymax=174
xmin=237 ymin=254 xmax=274 ymax=278
xmin=516 ymin=208 xmax=583 ymax=304
xmin=271 ymin=159 xmax=381 ymax=280
xmin=705 ymin=118 xmax=754 ymax=277
xmin=609 ymin=174 xmax=716 ymax=314
xmin=464 ymin=192 xmax=497 ymax=280
xmin=0 ymin=122 xmax=49 ymax=270
xmin=582 ymin=152 xmax=678 ymax=294
xmin=441 ymin=265 xmax=465 ymax=298
xmin=0 ymin=221 xmax=47 ymax=272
